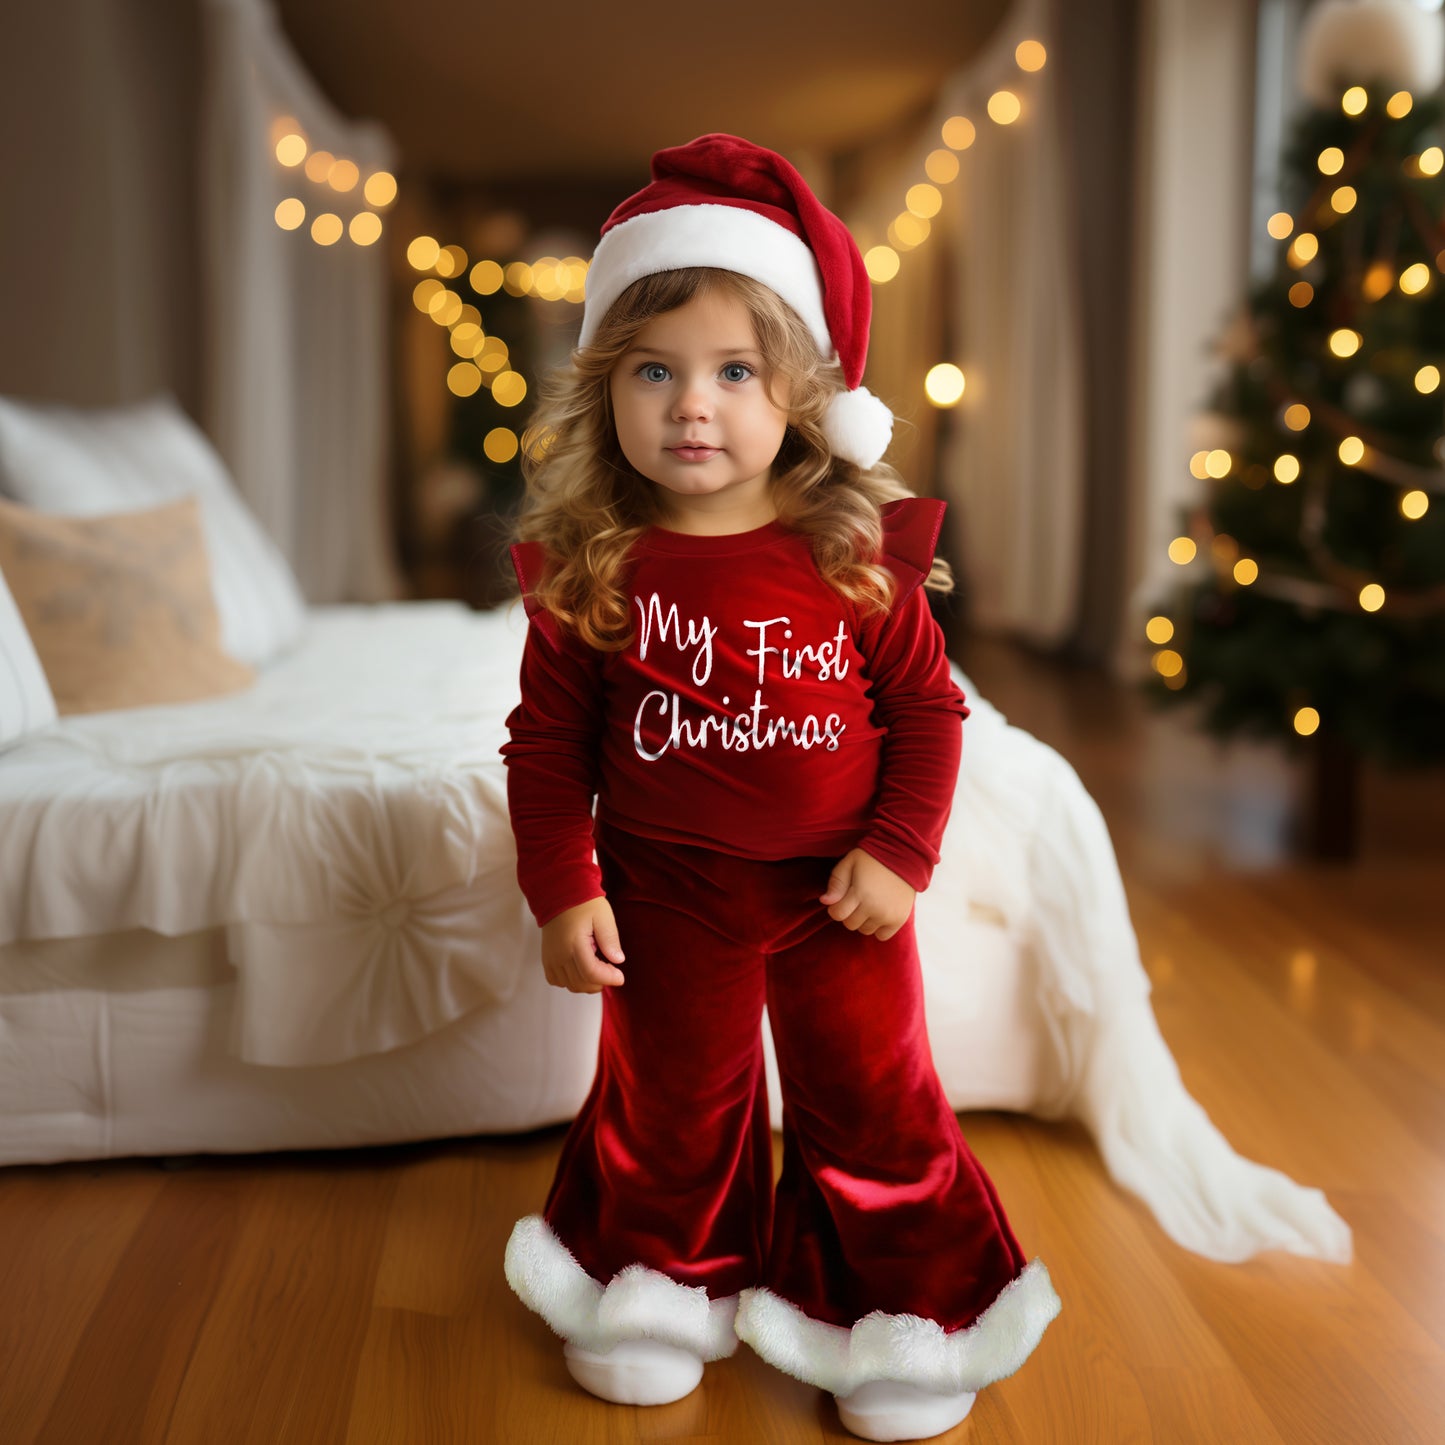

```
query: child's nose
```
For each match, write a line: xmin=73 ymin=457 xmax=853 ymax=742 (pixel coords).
xmin=672 ymin=380 xmax=715 ymax=421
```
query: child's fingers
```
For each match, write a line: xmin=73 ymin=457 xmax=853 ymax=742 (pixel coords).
xmin=820 ymin=855 xmax=855 ymax=905
xmin=827 ymin=891 xmax=861 ymax=924
xmin=593 ymin=913 xmax=626 ymax=966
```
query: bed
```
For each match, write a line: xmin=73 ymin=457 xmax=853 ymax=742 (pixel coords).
xmin=0 ymin=393 xmax=1352 ymax=1270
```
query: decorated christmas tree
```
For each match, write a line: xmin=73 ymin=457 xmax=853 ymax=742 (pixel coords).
xmin=1146 ymin=0 xmax=1445 ymax=855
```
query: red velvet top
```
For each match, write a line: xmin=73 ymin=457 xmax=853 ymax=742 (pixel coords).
xmin=501 ymin=497 xmax=969 ymax=926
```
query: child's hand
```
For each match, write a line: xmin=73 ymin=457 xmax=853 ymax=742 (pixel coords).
xmin=820 ymin=849 xmax=916 ymax=940
xmin=540 ymin=897 xmax=626 ymax=993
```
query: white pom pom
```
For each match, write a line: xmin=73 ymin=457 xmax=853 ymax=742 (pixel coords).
xmin=822 ymin=386 xmax=894 ymax=469
xmin=1298 ymin=0 xmax=1444 ymax=106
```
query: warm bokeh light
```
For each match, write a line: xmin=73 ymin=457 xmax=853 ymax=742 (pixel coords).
xmin=447 ymin=362 xmax=482 ymax=398
xmin=408 ymin=235 xmax=441 ymax=271
xmin=1387 ymin=90 xmax=1413 ymax=118
xmin=483 ymin=427 xmax=519 ymax=463
xmin=1267 ymin=211 xmax=1294 ymax=240
xmin=440 ymin=244 xmax=468 ymax=278
xmin=1342 ymin=86 xmax=1367 ymax=116
xmin=503 ymin=262 xmax=534 ymax=296
xmin=1400 ymin=263 xmax=1430 ymax=294
xmin=310 ymin=213 xmax=343 ymax=246
xmin=1338 ymin=436 xmax=1365 ymax=465
xmin=890 ymin=212 xmax=930 ymax=249
xmin=1294 ymin=706 xmax=1320 ymax=736
xmin=276 ymin=133 xmax=308 ymax=168
xmin=304 ymin=150 xmax=335 ymax=183
xmin=1189 ymin=450 xmax=1210 ymax=480
xmin=1284 ymin=403 xmax=1311 ymax=430
xmin=1419 ymin=146 xmax=1444 ymax=177
xmin=1363 ymin=261 xmax=1394 ymax=301
xmin=450 ymin=323 xmax=483 ymax=359
xmin=1416 ymin=364 xmax=1441 ymax=393
xmin=1274 ymin=454 xmax=1300 ymax=484
xmin=348 ymin=212 xmax=382 ymax=246
xmin=1015 ymin=39 xmax=1046 ymax=70
xmin=1328 ymin=328 xmax=1361 ymax=357
xmin=476 ymin=336 xmax=509 ymax=373
xmin=1289 ymin=281 xmax=1314 ymax=307
xmin=1153 ymin=649 xmax=1183 ymax=678
xmin=412 ymin=278 xmax=444 ymax=312
xmin=925 ymin=149 xmax=960 ymax=184
xmin=1317 ymin=146 xmax=1345 ymax=174
xmin=941 ymin=115 xmax=976 ymax=149
xmin=905 ymin=183 xmax=943 ymax=219
xmin=987 ymin=90 xmax=1021 ymax=125
xmin=430 ymin=290 xmax=463 ymax=327
xmin=364 ymin=170 xmax=397 ymax=207
xmin=864 ymin=245 xmax=900 ymax=283
xmin=1288 ymin=233 xmax=1319 ymax=266
xmin=1359 ymin=583 xmax=1385 ymax=612
xmin=1205 ymin=448 xmax=1232 ymax=479
xmin=274 ymin=198 xmax=305 ymax=230
xmin=1401 ymin=490 xmax=1429 ymax=520
xmin=492 ymin=370 xmax=528 ymax=407
xmin=924 ymin=363 xmax=966 ymax=407
xmin=1233 ymin=558 xmax=1259 ymax=585
xmin=1145 ymin=616 xmax=1174 ymax=644
xmin=471 ymin=259 xmax=504 ymax=295
xmin=328 ymin=158 xmax=359 ymax=192
xmin=1168 ymin=536 xmax=1197 ymax=565
xmin=1330 ymin=185 xmax=1357 ymax=213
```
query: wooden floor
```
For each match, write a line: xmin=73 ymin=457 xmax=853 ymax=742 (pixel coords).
xmin=3 ymin=635 xmax=1443 ymax=1445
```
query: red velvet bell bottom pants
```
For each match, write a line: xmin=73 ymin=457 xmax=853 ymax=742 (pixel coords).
xmin=540 ymin=820 xmax=1030 ymax=1336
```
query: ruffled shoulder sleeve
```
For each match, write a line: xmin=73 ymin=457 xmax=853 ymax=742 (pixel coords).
xmin=509 ymin=539 xmax=563 ymax=650
xmin=878 ymin=497 xmax=946 ymax=611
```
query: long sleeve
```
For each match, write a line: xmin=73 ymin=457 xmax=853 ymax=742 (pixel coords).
xmin=852 ymin=583 xmax=969 ymax=892
xmin=499 ymin=549 xmax=608 ymax=927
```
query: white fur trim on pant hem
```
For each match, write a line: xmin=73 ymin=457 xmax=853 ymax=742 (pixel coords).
xmin=503 ymin=1214 xmax=740 ymax=1360
xmin=733 ymin=1257 xmax=1061 ymax=1395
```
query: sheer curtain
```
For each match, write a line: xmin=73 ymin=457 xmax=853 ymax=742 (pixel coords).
xmin=199 ymin=0 xmax=401 ymax=605
xmin=850 ymin=0 xmax=1086 ymax=648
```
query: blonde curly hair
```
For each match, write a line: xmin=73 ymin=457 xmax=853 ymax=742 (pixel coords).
xmin=516 ymin=266 xmax=952 ymax=649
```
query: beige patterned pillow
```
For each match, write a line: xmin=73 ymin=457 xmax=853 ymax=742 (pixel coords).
xmin=0 ymin=493 xmax=255 ymax=714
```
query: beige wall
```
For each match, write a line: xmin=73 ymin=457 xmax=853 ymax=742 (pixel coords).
xmin=0 ymin=0 xmax=202 ymax=413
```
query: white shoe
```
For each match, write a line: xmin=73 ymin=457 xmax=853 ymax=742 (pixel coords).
xmin=834 ymin=1379 xmax=978 ymax=1441
xmin=562 ymin=1337 xmax=705 ymax=1405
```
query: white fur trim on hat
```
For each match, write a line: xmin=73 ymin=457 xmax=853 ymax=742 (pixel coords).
xmin=503 ymin=1214 xmax=741 ymax=1360
xmin=1298 ymin=0 xmax=1444 ymax=105
xmin=579 ymin=203 xmax=833 ymax=359
xmin=824 ymin=385 xmax=894 ymax=469
xmin=733 ymin=1257 xmax=1062 ymax=1396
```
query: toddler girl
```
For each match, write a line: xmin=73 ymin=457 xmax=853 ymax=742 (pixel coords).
xmin=501 ymin=133 xmax=1061 ymax=1442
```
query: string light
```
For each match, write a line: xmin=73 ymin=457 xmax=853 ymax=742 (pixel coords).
xmin=1317 ymin=146 xmax=1345 ymax=174
xmin=483 ymin=428 xmax=519 ymax=463
xmin=1145 ymin=616 xmax=1174 ymax=644
xmin=1342 ymin=87 xmax=1368 ymax=116
xmin=1386 ymin=90 xmax=1413 ymax=119
xmin=1284 ymin=403 xmax=1311 ymax=430
xmin=864 ymin=246 xmax=900 ymax=283
xmin=1289 ymin=281 xmax=1314 ymax=307
xmin=1338 ymin=435 xmax=1364 ymax=465
xmin=1168 ymin=536 xmax=1197 ymax=565
xmin=1275 ymin=454 xmax=1300 ymax=483
xmin=1328 ymin=328 xmax=1361 ymax=357
xmin=1416 ymin=365 xmax=1440 ymax=393
xmin=1205 ymin=449 xmax=1232 ymax=478
xmin=1267 ymin=212 xmax=1294 ymax=239
xmin=1401 ymin=490 xmax=1429 ymax=520
xmin=270 ymin=117 xmax=394 ymax=244
xmin=1294 ymin=707 xmax=1320 ymax=736
xmin=1288 ymin=233 xmax=1319 ymax=267
xmin=924 ymin=363 xmax=966 ymax=406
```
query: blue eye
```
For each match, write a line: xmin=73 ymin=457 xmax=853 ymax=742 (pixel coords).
xmin=639 ymin=363 xmax=670 ymax=383
xmin=722 ymin=362 xmax=754 ymax=383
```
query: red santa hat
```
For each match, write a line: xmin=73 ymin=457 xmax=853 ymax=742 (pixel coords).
xmin=579 ymin=133 xmax=895 ymax=469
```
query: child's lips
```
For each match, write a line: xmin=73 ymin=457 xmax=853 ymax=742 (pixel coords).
xmin=668 ymin=445 xmax=721 ymax=462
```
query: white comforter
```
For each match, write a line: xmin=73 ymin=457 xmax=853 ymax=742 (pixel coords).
xmin=0 ymin=600 xmax=1352 ymax=1266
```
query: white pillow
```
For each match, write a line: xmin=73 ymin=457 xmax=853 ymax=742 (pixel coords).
xmin=0 ymin=564 xmax=58 ymax=747
xmin=0 ymin=393 xmax=307 ymax=667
